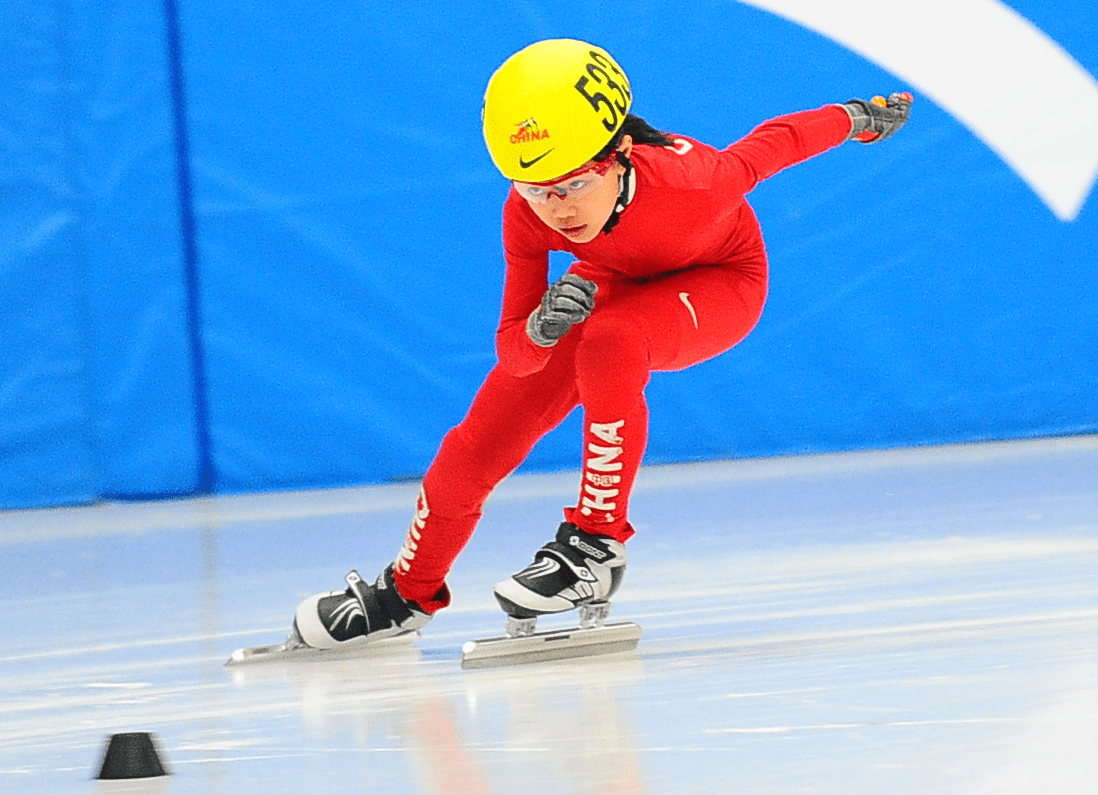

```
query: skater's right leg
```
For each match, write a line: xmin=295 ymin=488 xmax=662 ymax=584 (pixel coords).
xmin=294 ymin=564 xmax=435 ymax=650
xmin=392 ymin=360 xmax=581 ymax=608
xmin=293 ymin=357 xmax=581 ymax=649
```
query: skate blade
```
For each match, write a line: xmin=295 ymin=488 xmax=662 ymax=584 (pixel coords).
xmin=225 ymin=629 xmax=418 ymax=666
xmin=460 ymin=622 xmax=641 ymax=670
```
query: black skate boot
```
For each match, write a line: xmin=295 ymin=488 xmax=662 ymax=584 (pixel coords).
xmin=494 ymin=522 xmax=627 ymax=619
xmin=294 ymin=564 xmax=434 ymax=650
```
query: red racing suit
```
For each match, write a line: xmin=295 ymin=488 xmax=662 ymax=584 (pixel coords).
xmin=393 ymin=105 xmax=852 ymax=611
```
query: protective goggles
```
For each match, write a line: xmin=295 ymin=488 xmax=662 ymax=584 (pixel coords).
xmin=512 ymin=156 xmax=618 ymax=205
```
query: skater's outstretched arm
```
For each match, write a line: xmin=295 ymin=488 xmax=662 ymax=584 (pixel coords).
xmin=720 ymin=93 xmax=913 ymax=192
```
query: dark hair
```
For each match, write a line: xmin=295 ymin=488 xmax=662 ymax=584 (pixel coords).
xmin=593 ymin=114 xmax=676 ymax=161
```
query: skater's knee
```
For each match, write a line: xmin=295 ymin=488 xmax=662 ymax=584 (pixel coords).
xmin=578 ymin=312 xmax=650 ymax=365
xmin=579 ymin=309 xmax=641 ymax=347
xmin=575 ymin=312 xmax=650 ymax=393
xmin=432 ymin=418 xmax=534 ymax=497
xmin=436 ymin=423 xmax=498 ymax=478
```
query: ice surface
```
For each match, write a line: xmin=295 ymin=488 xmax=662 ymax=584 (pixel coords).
xmin=1 ymin=436 xmax=1096 ymax=793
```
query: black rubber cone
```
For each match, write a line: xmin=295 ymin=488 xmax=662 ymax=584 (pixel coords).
xmin=96 ymin=732 xmax=169 ymax=780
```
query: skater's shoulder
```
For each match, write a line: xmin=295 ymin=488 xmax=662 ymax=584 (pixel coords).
xmin=630 ymin=136 xmax=737 ymax=195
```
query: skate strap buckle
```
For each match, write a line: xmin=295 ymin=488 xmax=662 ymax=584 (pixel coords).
xmin=579 ymin=600 xmax=611 ymax=629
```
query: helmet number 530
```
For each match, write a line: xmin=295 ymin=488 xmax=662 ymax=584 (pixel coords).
xmin=574 ymin=51 xmax=632 ymax=132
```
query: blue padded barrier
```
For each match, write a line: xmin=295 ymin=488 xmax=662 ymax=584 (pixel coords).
xmin=1 ymin=0 xmax=198 ymax=507
xmin=1 ymin=1 xmax=1095 ymax=507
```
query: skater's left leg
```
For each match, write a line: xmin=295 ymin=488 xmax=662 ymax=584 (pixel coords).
xmin=489 ymin=306 xmax=648 ymax=618
xmin=567 ymin=261 xmax=766 ymax=540
xmin=565 ymin=305 xmax=651 ymax=542
xmin=493 ymin=262 xmax=766 ymax=618
xmin=571 ymin=259 xmax=768 ymax=530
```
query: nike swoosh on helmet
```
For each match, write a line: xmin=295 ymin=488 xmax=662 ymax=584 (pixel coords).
xmin=519 ymin=149 xmax=554 ymax=169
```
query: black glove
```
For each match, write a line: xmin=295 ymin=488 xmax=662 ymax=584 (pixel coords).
xmin=526 ymin=273 xmax=598 ymax=347
xmin=844 ymin=92 xmax=913 ymax=144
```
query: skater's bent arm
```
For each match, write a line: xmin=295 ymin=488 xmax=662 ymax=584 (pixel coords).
xmin=494 ymin=195 xmax=564 ymax=377
xmin=495 ymin=258 xmax=556 ymax=378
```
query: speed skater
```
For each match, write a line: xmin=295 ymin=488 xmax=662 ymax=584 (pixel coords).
xmin=291 ymin=39 xmax=913 ymax=649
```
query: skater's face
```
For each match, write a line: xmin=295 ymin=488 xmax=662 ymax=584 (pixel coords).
xmin=513 ymin=137 xmax=633 ymax=244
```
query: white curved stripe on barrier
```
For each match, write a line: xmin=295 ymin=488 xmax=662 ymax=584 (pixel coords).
xmin=736 ymin=0 xmax=1098 ymax=221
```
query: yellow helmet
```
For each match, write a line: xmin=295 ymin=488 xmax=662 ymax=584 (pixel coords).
xmin=482 ymin=39 xmax=632 ymax=183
